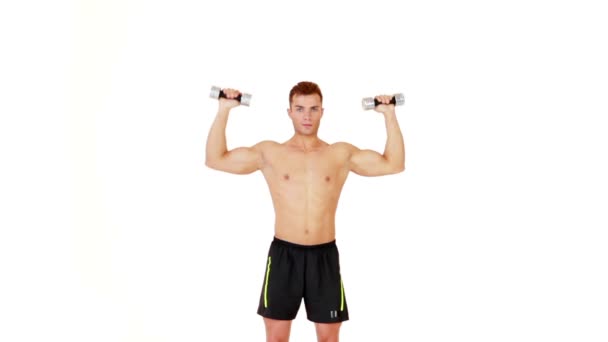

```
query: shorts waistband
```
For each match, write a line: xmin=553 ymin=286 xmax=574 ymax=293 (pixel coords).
xmin=273 ymin=237 xmax=336 ymax=249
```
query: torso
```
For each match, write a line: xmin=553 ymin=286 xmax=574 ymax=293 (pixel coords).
xmin=259 ymin=140 xmax=352 ymax=245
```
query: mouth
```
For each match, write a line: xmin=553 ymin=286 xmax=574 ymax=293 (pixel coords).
xmin=303 ymin=124 xmax=312 ymax=127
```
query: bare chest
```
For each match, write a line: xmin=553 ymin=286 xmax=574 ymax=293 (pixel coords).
xmin=261 ymin=147 xmax=349 ymax=188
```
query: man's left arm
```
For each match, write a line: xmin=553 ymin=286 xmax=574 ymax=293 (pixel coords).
xmin=347 ymin=97 xmax=405 ymax=176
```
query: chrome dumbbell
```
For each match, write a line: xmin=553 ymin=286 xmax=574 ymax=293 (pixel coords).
xmin=361 ymin=93 xmax=405 ymax=110
xmin=209 ymin=86 xmax=252 ymax=106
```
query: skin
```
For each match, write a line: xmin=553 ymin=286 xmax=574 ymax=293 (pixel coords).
xmin=205 ymin=88 xmax=405 ymax=342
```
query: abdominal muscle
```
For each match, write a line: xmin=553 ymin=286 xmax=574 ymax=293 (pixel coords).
xmin=261 ymin=144 xmax=350 ymax=245
xmin=272 ymin=192 xmax=340 ymax=245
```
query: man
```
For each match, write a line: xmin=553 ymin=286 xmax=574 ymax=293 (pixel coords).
xmin=205 ymin=81 xmax=405 ymax=342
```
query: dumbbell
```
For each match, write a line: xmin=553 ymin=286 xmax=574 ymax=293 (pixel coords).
xmin=361 ymin=93 xmax=405 ymax=110
xmin=209 ymin=86 xmax=252 ymax=106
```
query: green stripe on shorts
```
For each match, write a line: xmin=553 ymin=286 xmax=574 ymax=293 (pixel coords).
xmin=340 ymin=277 xmax=344 ymax=311
xmin=264 ymin=256 xmax=272 ymax=308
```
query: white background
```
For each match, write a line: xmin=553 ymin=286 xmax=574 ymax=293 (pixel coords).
xmin=1 ymin=0 xmax=607 ymax=341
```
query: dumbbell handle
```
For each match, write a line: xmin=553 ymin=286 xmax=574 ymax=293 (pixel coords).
xmin=219 ymin=90 xmax=243 ymax=102
xmin=210 ymin=86 xmax=252 ymax=106
xmin=374 ymin=97 xmax=397 ymax=106
xmin=362 ymin=93 xmax=405 ymax=110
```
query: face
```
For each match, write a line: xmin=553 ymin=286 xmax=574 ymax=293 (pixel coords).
xmin=287 ymin=94 xmax=324 ymax=136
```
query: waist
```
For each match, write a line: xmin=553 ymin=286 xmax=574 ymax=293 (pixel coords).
xmin=274 ymin=222 xmax=336 ymax=246
xmin=272 ymin=236 xmax=336 ymax=249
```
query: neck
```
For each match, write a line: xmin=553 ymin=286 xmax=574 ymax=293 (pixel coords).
xmin=289 ymin=133 xmax=322 ymax=151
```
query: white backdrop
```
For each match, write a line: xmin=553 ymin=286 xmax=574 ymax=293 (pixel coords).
xmin=1 ymin=0 xmax=607 ymax=341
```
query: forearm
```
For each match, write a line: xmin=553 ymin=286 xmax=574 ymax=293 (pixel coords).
xmin=205 ymin=108 xmax=230 ymax=164
xmin=382 ymin=110 xmax=405 ymax=169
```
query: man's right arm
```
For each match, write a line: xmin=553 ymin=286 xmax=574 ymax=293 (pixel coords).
xmin=205 ymin=94 xmax=266 ymax=175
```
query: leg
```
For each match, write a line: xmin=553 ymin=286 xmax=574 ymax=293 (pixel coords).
xmin=315 ymin=322 xmax=342 ymax=342
xmin=257 ymin=241 xmax=304 ymax=339
xmin=304 ymin=242 xmax=350 ymax=324
xmin=264 ymin=317 xmax=292 ymax=342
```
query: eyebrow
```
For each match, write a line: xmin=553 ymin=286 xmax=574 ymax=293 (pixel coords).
xmin=295 ymin=105 xmax=320 ymax=109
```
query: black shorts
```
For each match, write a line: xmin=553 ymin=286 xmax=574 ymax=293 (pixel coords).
xmin=257 ymin=237 xmax=349 ymax=323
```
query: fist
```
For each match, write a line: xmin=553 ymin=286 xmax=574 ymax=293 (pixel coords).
xmin=218 ymin=88 xmax=241 ymax=111
xmin=373 ymin=95 xmax=395 ymax=114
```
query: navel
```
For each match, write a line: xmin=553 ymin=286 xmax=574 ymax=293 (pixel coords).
xmin=325 ymin=176 xmax=331 ymax=182
xmin=283 ymin=174 xmax=290 ymax=180
xmin=305 ymin=229 xmax=309 ymax=235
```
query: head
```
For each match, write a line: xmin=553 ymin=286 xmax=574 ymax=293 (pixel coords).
xmin=287 ymin=81 xmax=324 ymax=136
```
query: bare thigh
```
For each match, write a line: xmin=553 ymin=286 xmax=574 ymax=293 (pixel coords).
xmin=315 ymin=322 xmax=342 ymax=342
xmin=264 ymin=317 xmax=292 ymax=342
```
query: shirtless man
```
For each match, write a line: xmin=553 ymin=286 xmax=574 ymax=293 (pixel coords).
xmin=205 ymin=81 xmax=405 ymax=342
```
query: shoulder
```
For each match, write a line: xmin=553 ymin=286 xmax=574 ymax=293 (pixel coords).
xmin=330 ymin=141 xmax=360 ymax=153
xmin=329 ymin=142 xmax=361 ymax=162
xmin=252 ymin=140 xmax=282 ymax=155
xmin=253 ymin=140 xmax=280 ymax=149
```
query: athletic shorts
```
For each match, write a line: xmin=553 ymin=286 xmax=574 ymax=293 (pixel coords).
xmin=257 ymin=237 xmax=349 ymax=323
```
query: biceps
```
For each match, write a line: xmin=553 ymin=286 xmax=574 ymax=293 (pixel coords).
xmin=211 ymin=147 xmax=261 ymax=174
xmin=349 ymin=149 xmax=392 ymax=177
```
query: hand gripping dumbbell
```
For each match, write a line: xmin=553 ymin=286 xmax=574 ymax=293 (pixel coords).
xmin=209 ymin=86 xmax=252 ymax=106
xmin=361 ymin=93 xmax=405 ymax=110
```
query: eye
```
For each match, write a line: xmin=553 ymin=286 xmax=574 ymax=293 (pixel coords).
xmin=297 ymin=108 xmax=303 ymax=112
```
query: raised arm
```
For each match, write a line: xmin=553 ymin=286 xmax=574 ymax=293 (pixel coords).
xmin=344 ymin=96 xmax=405 ymax=177
xmin=205 ymin=88 xmax=268 ymax=174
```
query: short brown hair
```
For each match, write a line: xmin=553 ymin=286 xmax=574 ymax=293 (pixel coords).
xmin=289 ymin=81 xmax=323 ymax=105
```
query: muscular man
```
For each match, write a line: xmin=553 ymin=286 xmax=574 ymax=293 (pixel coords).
xmin=205 ymin=81 xmax=405 ymax=342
